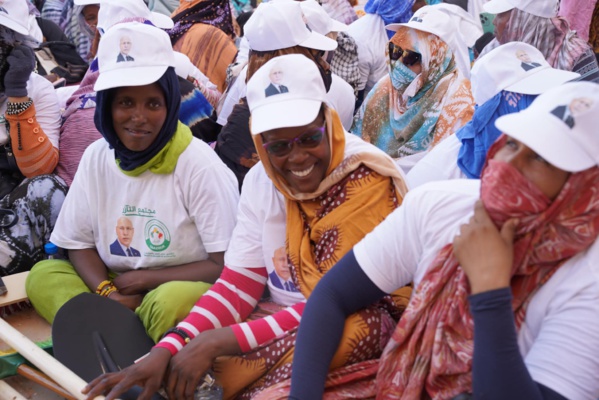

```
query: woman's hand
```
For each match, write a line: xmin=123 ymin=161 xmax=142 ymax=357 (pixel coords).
xmin=453 ymin=200 xmax=518 ymax=294
xmin=113 ymin=270 xmax=152 ymax=295
xmin=165 ymin=327 xmax=240 ymax=400
xmin=108 ymin=291 xmax=144 ymax=311
xmin=82 ymin=347 xmax=171 ymax=400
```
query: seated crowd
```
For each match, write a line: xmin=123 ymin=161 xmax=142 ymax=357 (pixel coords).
xmin=0 ymin=0 xmax=597 ymax=399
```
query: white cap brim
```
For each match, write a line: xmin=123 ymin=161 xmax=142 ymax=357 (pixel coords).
xmin=328 ymin=19 xmax=348 ymax=32
xmin=0 ymin=16 xmax=29 ymax=35
xmin=149 ymin=11 xmax=174 ymax=29
xmin=385 ymin=21 xmax=433 ymax=35
xmin=495 ymin=112 xmax=596 ymax=172
xmin=504 ymin=67 xmax=580 ymax=95
xmin=298 ymin=31 xmax=337 ymax=51
xmin=94 ymin=65 xmax=169 ymax=91
xmin=250 ymin=98 xmax=322 ymax=134
xmin=483 ymin=0 xmax=515 ymax=15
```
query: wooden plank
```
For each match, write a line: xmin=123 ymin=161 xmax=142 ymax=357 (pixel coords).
xmin=0 ymin=273 xmax=29 ymax=308
xmin=0 ymin=318 xmax=105 ymax=400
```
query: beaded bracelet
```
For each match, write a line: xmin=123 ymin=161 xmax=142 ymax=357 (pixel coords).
xmin=95 ymin=280 xmax=112 ymax=294
xmin=163 ymin=327 xmax=192 ymax=344
xmin=6 ymin=99 xmax=33 ymax=115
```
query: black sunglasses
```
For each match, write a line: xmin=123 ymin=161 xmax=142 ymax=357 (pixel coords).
xmin=262 ymin=125 xmax=326 ymax=157
xmin=388 ymin=42 xmax=422 ymax=67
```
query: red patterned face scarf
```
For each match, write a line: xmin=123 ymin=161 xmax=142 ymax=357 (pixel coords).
xmin=375 ymin=135 xmax=599 ymax=399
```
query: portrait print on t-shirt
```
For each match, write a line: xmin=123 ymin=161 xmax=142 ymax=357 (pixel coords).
xmin=109 ymin=216 xmax=141 ymax=257
xmin=269 ymin=246 xmax=299 ymax=292
xmin=108 ymin=204 xmax=174 ymax=260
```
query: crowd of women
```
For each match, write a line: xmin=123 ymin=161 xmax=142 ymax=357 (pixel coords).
xmin=1 ymin=0 xmax=598 ymax=398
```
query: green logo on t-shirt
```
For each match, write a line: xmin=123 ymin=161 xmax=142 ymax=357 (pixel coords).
xmin=144 ymin=219 xmax=171 ymax=252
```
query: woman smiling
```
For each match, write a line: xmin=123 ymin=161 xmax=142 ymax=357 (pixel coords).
xmin=26 ymin=22 xmax=239 ymax=342
xmin=83 ymin=54 xmax=410 ymax=400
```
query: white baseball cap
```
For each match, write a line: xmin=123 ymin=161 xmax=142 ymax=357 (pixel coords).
xmin=300 ymin=0 xmax=347 ymax=36
xmin=471 ymin=42 xmax=580 ymax=105
xmin=483 ymin=0 xmax=559 ymax=18
xmin=247 ymin=54 xmax=326 ymax=134
xmin=94 ymin=22 xmax=175 ymax=91
xmin=97 ymin=0 xmax=173 ymax=33
xmin=495 ymin=82 xmax=599 ymax=172
xmin=244 ymin=1 xmax=337 ymax=52
xmin=386 ymin=5 xmax=478 ymax=78
xmin=0 ymin=0 xmax=29 ymax=35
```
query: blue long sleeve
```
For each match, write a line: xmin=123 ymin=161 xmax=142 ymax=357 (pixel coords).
xmin=469 ymin=288 xmax=565 ymax=400
xmin=289 ymin=250 xmax=386 ymax=400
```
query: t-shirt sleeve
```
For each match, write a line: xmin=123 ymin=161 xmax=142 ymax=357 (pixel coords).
xmin=50 ymin=145 xmax=95 ymax=249
xmin=353 ymin=188 xmax=424 ymax=294
xmin=184 ymin=144 xmax=240 ymax=253
xmin=224 ymin=166 xmax=268 ymax=268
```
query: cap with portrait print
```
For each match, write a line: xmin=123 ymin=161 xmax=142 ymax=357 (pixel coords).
xmin=244 ymin=0 xmax=337 ymax=52
xmin=471 ymin=42 xmax=580 ymax=105
xmin=483 ymin=0 xmax=559 ymax=18
xmin=495 ymin=82 xmax=599 ymax=173
xmin=0 ymin=0 xmax=29 ymax=35
xmin=94 ymin=22 xmax=175 ymax=91
xmin=247 ymin=54 xmax=327 ymax=135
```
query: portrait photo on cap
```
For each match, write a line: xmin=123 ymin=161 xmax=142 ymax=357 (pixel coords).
xmin=247 ymin=54 xmax=327 ymax=135
xmin=470 ymin=42 xmax=580 ymax=105
xmin=494 ymin=82 xmax=599 ymax=172
xmin=94 ymin=22 xmax=175 ymax=91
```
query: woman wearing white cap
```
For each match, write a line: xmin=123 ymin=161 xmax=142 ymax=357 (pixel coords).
xmin=282 ymin=82 xmax=599 ymax=399
xmin=407 ymin=42 xmax=580 ymax=188
xmin=215 ymin=0 xmax=356 ymax=189
xmin=0 ymin=0 xmax=66 ymax=276
xmin=84 ymin=53 xmax=410 ymax=400
xmin=481 ymin=0 xmax=599 ymax=83
xmin=55 ymin=0 xmax=219 ymax=187
xmin=26 ymin=22 xmax=239 ymax=342
xmin=352 ymin=5 xmax=475 ymax=172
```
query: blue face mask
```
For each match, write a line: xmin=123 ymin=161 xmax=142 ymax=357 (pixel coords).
xmin=389 ymin=60 xmax=417 ymax=89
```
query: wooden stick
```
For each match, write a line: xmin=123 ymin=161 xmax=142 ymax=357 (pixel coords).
xmin=0 ymin=380 xmax=27 ymax=400
xmin=17 ymin=365 xmax=78 ymax=400
xmin=0 ymin=318 xmax=104 ymax=400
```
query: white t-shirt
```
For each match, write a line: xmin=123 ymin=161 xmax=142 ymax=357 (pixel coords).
xmin=225 ymin=132 xmax=402 ymax=307
xmin=51 ymin=137 xmax=240 ymax=273
xmin=406 ymin=134 xmax=466 ymax=188
xmin=354 ymin=179 xmax=599 ymax=400
xmin=0 ymin=73 xmax=60 ymax=148
xmin=217 ymin=67 xmax=355 ymax=131
xmin=347 ymin=13 xmax=388 ymax=95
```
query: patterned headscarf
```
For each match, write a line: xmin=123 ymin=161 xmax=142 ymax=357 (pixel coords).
xmin=493 ymin=8 xmax=589 ymax=71
xmin=353 ymin=27 xmax=473 ymax=158
xmin=168 ymin=0 xmax=234 ymax=42
xmin=457 ymin=91 xmax=535 ymax=179
xmin=376 ymin=135 xmax=599 ymax=398
xmin=94 ymin=67 xmax=181 ymax=171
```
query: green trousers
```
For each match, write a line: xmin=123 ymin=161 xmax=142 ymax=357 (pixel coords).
xmin=26 ymin=259 xmax=212 ymax=342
